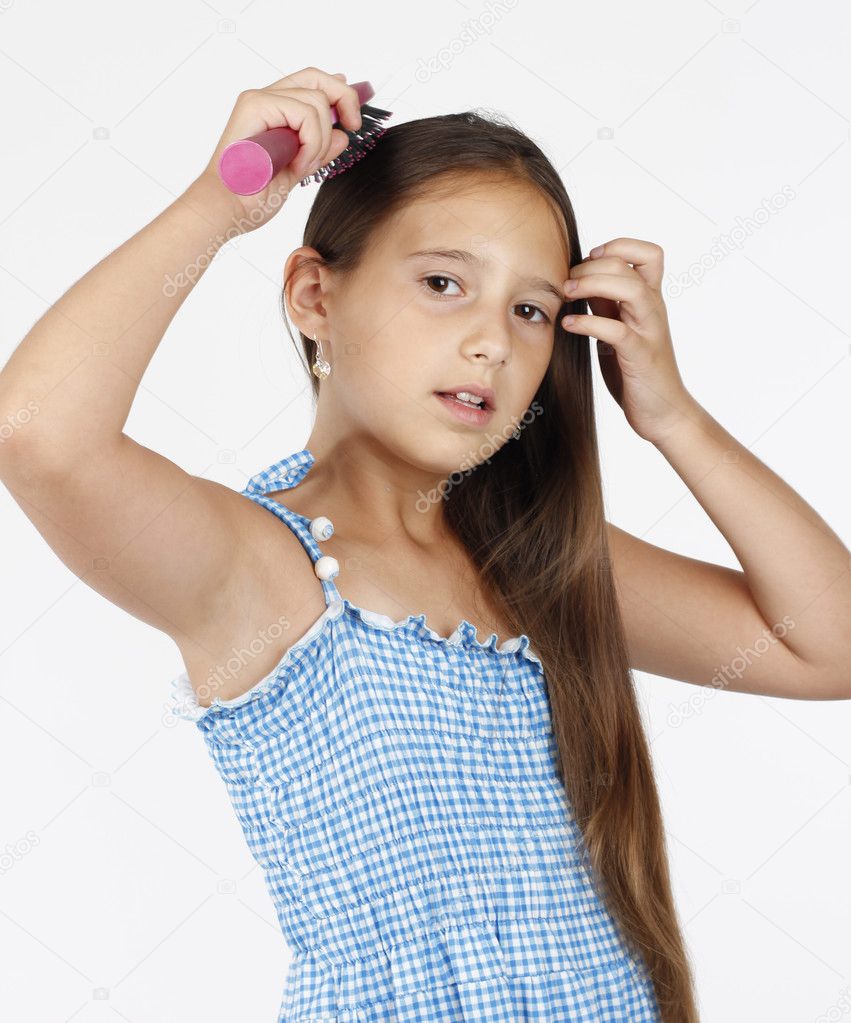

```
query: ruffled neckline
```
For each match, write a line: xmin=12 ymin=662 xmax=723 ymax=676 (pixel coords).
xmin=169 ymin=596 xmax=544 ymax=723
xmin=346 ymin=599 xmax=543 ymax=667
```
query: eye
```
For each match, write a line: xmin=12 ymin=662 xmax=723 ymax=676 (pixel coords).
xmin=419 ymin=275 xmax=551 ymax=325
xmin=422 ymin=274 xmax=462 ymax=298
xmin=514 ymin=302 xmax=550 ymax=325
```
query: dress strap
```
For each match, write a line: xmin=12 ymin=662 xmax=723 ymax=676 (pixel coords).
xmin=241 ymin=447 xmax=341 ymax=607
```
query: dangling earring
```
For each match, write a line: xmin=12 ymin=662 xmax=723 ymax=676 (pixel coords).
xmin=311 ymin=332 xmax=331 ymax=380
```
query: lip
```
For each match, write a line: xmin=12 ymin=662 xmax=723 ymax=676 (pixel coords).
xmin=434 ymin=383 xmax=496 ymax=411
xmin=433 ymin=391 xmax=496 ymax=427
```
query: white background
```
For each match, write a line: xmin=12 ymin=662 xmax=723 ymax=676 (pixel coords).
xmin=1 ymin=1 xmax=850 ymax=1021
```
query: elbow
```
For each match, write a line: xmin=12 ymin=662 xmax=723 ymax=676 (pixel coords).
xmin=0 ymin=424 xmax=67 ymax=488
xmin=779 ymin=637 xmax=851 ymax=700
xmin=0 ymin=392 xmax=42 ymax=473
xmin=798 ymin=663 xmax=851 ymax=701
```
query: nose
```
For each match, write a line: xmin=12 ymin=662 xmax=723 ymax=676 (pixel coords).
xmin=459 ymin=312 xmax=513 ymax=364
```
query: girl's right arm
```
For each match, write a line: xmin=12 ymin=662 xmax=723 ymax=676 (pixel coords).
xmin=0 ymin=67 xmax=363 ymax=647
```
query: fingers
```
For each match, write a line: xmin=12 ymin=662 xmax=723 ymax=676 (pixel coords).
xmin=272 ymin=88 xmax=334 ymax=175
xmin=225 ymin=67 xmax=363 ymax=184
xmin=560 ymin=311 xmax=632 ymax=349
xmin=259 ymin=65 xmax=364 ymax=179
xmin=578 ymin=239 xmax=665 ymax=290
xmin=255 ymin=87 xmax=346 ymax=179
xmin=563 ymin=272 xmax=645 ymax=305
xmin=263 ymin=66 xmax=363 ymax=132
xmin=563 ymin=271 xmax=662 ymax=330
xmin=571 ymin=255 xmax=641 ymax=282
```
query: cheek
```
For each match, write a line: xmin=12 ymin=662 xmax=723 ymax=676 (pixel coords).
xmin=529 ymin=333 xmax=554 ymax=379
xmin=337 ymin=325 xmax=431 ymax=424
xmin=508 ymin=343 xmax=551 ymax=413
xmin=351 ymin=305 xmax=426 ymax=383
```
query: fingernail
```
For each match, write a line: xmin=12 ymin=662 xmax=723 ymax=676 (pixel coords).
xmin=564 ymin=279 xmax=579 ymax=292
xmin=589 ymin=244 xmax=605 ymax=258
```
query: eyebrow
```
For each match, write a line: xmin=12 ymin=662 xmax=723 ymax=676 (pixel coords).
xmin=403 ymin=248 xmax=565 ymax=304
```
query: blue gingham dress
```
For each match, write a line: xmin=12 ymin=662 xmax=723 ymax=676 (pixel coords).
xmin=168 ymin=447 xmax=662 ymax=1023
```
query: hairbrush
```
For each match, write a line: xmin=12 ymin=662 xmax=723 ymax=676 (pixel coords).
xmin=217 ymin=80 xmax=392 ymax=196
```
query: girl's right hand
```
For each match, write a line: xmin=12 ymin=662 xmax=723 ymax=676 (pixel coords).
xmin=195 ymin=66 xmax=364 ymax=230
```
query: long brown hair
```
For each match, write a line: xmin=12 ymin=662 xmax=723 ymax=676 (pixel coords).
xmin=282 ymin=110 xmax=699 ymax=1022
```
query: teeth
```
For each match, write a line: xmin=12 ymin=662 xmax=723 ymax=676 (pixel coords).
xmin=447 ymin=390 xmax=485 ymax=408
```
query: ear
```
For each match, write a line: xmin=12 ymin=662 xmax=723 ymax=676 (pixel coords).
xmin=283 ymin=246 xmax=333 ymax=338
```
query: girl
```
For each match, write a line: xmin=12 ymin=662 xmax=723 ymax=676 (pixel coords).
xmin=1 ymin=65 xmax=849 ymax=1023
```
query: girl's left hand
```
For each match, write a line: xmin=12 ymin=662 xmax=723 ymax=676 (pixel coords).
xmin=561 ymin=238 xmax=698 ymax=445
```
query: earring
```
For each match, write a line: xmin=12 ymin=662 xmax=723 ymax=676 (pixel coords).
xmin=311 ymin=332 xmax=331 ymax=380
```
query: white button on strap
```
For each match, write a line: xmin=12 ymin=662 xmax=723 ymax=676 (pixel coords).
xmin=309 ymin=516 xmax=334 ymax=542
xmin=314 ymin=555 xmax=339 ymax=581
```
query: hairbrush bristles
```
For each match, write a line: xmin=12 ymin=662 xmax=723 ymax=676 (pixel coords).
xmin=299 ymin=101 xmax=393 ymax=187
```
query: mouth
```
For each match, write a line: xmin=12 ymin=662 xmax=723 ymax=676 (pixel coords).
xmin=433 ymin=384 xmax=496 ymax=411
xmin=433 ymin=389 xmax=496 ymax=426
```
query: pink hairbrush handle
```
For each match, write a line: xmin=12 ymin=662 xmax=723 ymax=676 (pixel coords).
xmin=218 ymin=80 xmax=375 ymax=195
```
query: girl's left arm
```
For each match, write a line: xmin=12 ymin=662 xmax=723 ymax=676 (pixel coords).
xmin=563 ymin=238 xmax=851 ymax=700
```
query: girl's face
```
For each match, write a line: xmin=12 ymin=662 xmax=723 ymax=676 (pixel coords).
xmin=302 ymin=175 xmax=569 ymax=472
